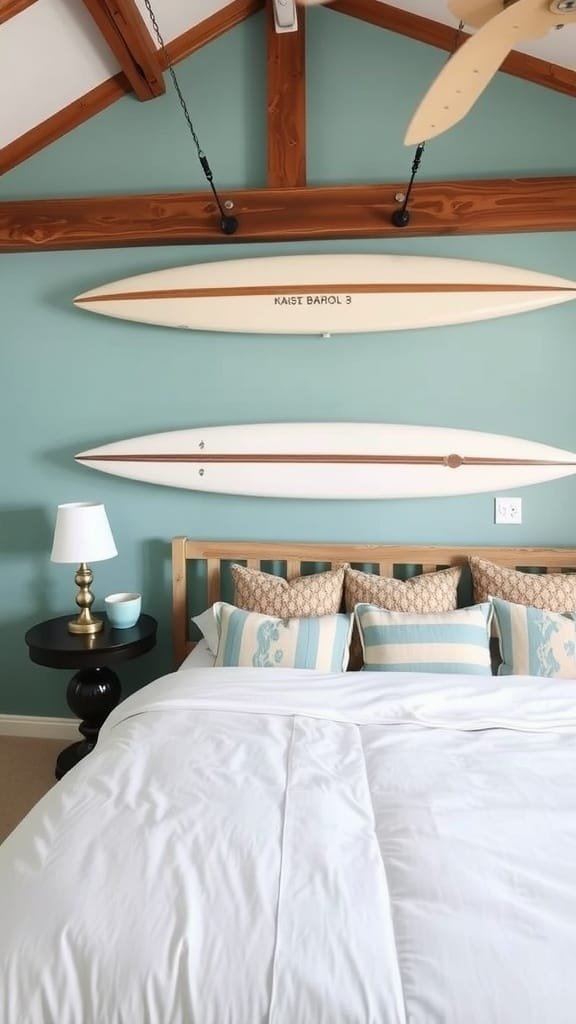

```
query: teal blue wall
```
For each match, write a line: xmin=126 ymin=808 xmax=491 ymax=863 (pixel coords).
xmin=1 ymin=10 xmax=575 ymax=715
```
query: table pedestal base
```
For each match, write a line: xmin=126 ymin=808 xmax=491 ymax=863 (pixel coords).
xmin=56 ymin=666 xmax=122 ymax=779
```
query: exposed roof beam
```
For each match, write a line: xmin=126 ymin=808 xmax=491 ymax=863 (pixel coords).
xmin=328 ymin=0 xmax=576 ymax=99
xmin=82 ymin=0 xmax=165 ymax=101
xmin=2 ymin=176 xmax=576 ymax=251
xmin=0 ymin=0 xmax=38 ymax=24
xmin=0 ymin=0 xmax=264 ymax=175
xmin=266 ymin=0 xmax=306 ymax=187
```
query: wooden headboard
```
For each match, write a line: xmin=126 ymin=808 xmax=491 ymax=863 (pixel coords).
xmin=171 ymin=538 xmax=576 ymax=667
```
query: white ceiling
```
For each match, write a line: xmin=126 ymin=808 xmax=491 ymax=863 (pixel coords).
xmin=0 ymin=0 xmax=224 ymax=149
xmin=0 ymin=0 xmax=574 ymax=152
xmin=397 ymin=0 xmax=576 ymax=65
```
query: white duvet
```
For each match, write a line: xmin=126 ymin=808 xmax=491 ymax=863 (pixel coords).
xmin=1 ymin=668 xmax=576 ymax=1024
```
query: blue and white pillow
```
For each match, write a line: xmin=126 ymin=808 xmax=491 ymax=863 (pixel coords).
xmin=355 ymin=602 xmax=492 ymax=675
xmin=491 ymin=596 xmax=576 ymax=678
xmin=214 ymin=603 xmax=353 ymax=671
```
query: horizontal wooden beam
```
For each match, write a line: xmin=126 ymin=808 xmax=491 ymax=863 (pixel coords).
xmin=82 ymin=0 xmax=165 ymax=101
xmin=2 ymin=176 xmax=576 ymax=251
xmin=0 ymin=0 xmax=263 ymax=175
xmin=328 ymin=0 xmax=576 ymax=99
xmin=0 ymin=0 xmax=37 ymax=23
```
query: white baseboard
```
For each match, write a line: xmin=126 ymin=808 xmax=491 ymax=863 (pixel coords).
xmin=0 ymin=715 xmax=79 ymax=740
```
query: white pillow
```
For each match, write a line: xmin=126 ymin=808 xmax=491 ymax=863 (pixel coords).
xmin=191 ymin=606 xmax=220 ymax=656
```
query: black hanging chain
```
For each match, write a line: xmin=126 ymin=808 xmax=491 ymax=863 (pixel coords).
xmin=451 ymin=17 xmax=465 ymax=54
xmin=142 ymin=0 xmax=238 ymax=235
xmin=391 ymin=143 xmax=425 ymax=228
xmin=392 ymin=20 xmax=465 ymax=228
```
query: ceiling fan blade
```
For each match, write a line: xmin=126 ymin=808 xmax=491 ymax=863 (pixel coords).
xmin=405 ymin=0 xmax=576 ymax=146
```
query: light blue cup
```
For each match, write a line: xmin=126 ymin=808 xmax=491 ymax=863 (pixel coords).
xmin=105 ymin=592 xmax=142 ymax=629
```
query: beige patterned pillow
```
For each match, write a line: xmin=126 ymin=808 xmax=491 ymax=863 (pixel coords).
xmin=470 ymin=556 xmax=576 ymax=611
xmin=345 ymin=565 xmax=462 ymax=669
xmin=231 ymin=563 xmax=346 ymax=618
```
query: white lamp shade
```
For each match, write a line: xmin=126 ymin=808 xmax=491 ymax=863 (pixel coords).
xmin=50 ymin=502 xmax=118 ymax=564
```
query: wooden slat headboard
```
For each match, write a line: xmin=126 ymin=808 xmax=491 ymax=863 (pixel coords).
xmin=171 ymin=537 xmax=576 ymax=668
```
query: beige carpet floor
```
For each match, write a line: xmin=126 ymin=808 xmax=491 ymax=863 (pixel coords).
xmin=0 ymin=736 xmax=63 ymax=844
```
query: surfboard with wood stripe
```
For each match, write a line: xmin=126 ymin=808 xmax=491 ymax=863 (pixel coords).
xmin=73 ymin=254 xmax=576 ymax=334
xmin=75 ymin=423 xmax=576 ymax=499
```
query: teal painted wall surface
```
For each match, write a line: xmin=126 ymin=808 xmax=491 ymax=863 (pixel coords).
xmin=1 ymin=11 xmax=576 ymax=715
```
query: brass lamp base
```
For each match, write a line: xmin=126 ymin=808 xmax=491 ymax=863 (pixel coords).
xmin=67 ymin=612 xmax=104 ymax=635
xmin=67 ymin=562 xmax=103 ymax=635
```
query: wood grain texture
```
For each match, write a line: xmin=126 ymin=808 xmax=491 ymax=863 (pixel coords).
xmin=172 ymin=537 xmax=576 ymax=664
xmin=78 ymin=452 xmax=576 ymax=467
xmin=2 ymin=176 xmax=576 ymax=250
xmin=266 ymin=0 xmax=306 ymax=187
xmin=171 ymin=536 xmax=188 ymax=670
xmin=286 ymin=559 xmax=301 ymax=580
xmin=82 ymin=0 xmax=165 ymax=101
xmin=0 ymin=0 xmax=37 ymax=23
xmin=327 ymin=0 xmax=576 ymax=98
xmin=75 ymin=282 xmax=576 ymax=302
xmin=181 ymin=539 xmax=576 ymax=568
xmin=206 ymin=560 xmax=221 ymax=608
xmin=0 ymin=0 xmax=262 ymax=174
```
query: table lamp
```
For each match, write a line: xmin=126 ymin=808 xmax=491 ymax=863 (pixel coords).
xmin=51 ymin=502 xmax=118 ymax=635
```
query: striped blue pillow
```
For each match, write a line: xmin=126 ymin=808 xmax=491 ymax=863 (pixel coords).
xmin=491 ymin=596 xmax=576 ymax=678
xmin=214 ymin=603 xmax=353 ymax=671
xmin=355 ymin=602 xmax=492 ymax=674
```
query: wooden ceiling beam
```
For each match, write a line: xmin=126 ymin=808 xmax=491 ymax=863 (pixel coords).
xmin=2 ymin=175 xmax=576 ymax=251
xmin=328 ymin=0 xmax=576 ymax=99
xmin=82 ymin=0 xmax=165 ymax=101
xmin=266 ymin=0 xmax=306 ymax=187
xmin=0 ymin=0 xmax=38 ymax=23
xmin=0 ymin=0 xmax=263 ymax=175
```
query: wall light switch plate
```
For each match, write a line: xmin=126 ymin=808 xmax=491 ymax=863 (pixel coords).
xmin=272 ymin=0 xmax=297 ymax=31
xmin=494 ymin=497 xmax=522 ymax=525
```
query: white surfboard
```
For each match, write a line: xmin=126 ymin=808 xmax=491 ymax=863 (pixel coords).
xmin=73 ymin=254 xmax=576 ymax=335
xmin=75 ymin=423 xmax=576 ymax=499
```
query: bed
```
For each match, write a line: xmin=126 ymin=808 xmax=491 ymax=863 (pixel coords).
xmin=1 ymin=539 xmax=576 ymax=1024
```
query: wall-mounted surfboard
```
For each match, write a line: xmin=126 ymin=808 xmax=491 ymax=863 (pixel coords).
xmin=75 ymin=423 xmax=576 ymax=500
xmin=73 ymin=254 xmax=576 ymax=335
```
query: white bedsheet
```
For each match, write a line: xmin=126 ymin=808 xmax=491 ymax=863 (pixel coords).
xmin=178 ymin=638 xmax=215 ymax=668
xmin=1 ymin=669 xmax=576 ymax=1024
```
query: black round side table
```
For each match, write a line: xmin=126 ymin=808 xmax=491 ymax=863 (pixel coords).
xmin=25 ymin=614 xmax=157 ymax=779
